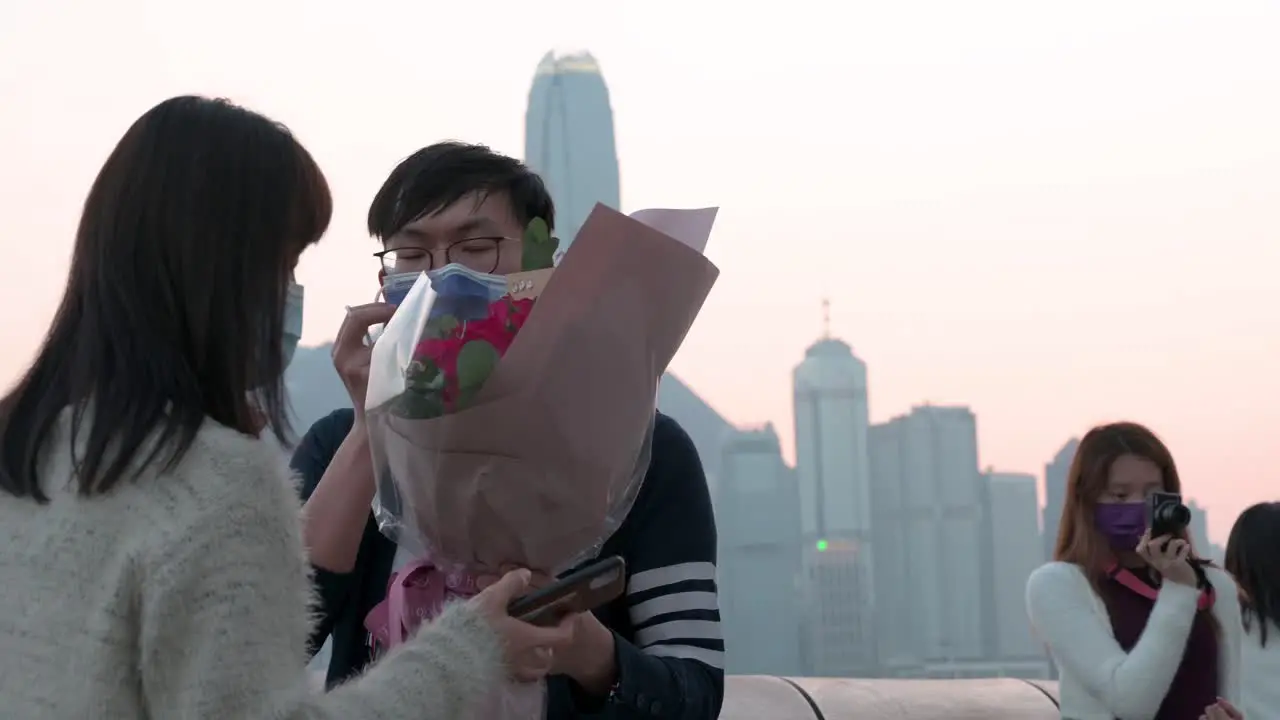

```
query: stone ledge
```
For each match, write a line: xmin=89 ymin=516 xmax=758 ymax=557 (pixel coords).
xmin=720 ymin=676 xmax=1061 ymax=719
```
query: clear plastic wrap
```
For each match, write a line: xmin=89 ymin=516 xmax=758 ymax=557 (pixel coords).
xmin=365 ymin=263 xmax=654 ymax=573
xmin=361 ymin=205 xmax=719 ymax=720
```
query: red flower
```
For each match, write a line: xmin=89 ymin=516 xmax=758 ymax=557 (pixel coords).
xmin=456 ymin=314 xmax=518 ymax=355
xmin=407 ymin=297 xmax=536 ymax=413
xmin=495 ymin=297 xmax=535 ymax=332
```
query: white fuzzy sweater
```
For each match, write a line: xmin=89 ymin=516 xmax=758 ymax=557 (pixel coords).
xmin=1241 ymin=617 xmax=1280 ymax=720
xmin=0 ymin=413 xmax=505 ymax=719
xmin=1026 ymin=561 xmax=1242 ymax=720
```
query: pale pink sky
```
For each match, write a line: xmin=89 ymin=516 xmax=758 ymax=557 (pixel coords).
xmin=1 ymin=1 xmax=1276 ymax=543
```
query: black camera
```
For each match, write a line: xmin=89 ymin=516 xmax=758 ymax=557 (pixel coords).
xmin=1146 ymin=491 xmax=1191 ymax=538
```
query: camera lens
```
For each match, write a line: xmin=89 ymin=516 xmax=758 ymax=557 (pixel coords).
xmin=1156 ymin=502 xmax=1191 ymax=529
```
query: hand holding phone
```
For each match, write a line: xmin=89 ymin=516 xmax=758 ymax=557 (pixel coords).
xmin=506 ymin=556 xmax=627 ymax=627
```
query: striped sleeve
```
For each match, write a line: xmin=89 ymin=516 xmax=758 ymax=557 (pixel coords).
xmin=628 ymin=560 xmax=723 ymax=668
xmin=597 ymin=414 xmax=724 ymax=719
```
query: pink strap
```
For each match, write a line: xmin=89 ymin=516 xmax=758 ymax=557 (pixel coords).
xmin=384 ymin=557 xmax=439 ymax=649
xmin=1106 ymin=562 xmax=1216 ymax=610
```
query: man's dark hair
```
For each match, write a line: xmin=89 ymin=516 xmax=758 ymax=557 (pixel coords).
xmin=0 ymin=95 xmax=332 ymax=501
xmin=366 ymin=141 xmax=555 ymax=240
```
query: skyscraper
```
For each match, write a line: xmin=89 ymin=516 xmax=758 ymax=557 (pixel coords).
xmin=1187 ymin=499 xmax=1211 ymax=557
xmin=868 ymin=405 xmax=986 ymax=665
xmin=867 ymin=421 xmax=919 ymax=673
xmin=1042 ymin=438 xmax=1080 ymax=561
xmin=984 ymin=471 xmax=1044 ymax=660
xmin=793 ymin=338 xmax=872 ymax=544
xmin=524 ymin=50 xmax=621 ymax=252
xmin=792 ymin=334 xmax=876 ymax=675
xmin=717 ymin=425 xmax=804 ymax=676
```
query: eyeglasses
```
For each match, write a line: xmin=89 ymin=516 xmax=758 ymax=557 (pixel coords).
xmin=374 ymin=236 xmax=516 ymax=274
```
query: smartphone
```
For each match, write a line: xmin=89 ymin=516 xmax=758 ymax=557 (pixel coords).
xmin=506 ymin=556 xmax=627 ymax=627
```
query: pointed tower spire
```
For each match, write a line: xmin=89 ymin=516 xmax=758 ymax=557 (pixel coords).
xmin=821 ymin=297 xmax=831 ymax=339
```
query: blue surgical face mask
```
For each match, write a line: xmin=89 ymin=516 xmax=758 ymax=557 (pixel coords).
xmin=283 ymin=282 xmax=304 ymax=367
xmin=380 ymin=271 xmax=423 ymax=307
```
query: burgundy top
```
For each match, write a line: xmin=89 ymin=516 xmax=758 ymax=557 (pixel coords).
xmin=1095 ymin=569 xmax=1219 ymax=720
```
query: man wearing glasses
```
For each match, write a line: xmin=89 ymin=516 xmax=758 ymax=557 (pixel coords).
xmin=295 ymin=142 xmax=725 ymax=719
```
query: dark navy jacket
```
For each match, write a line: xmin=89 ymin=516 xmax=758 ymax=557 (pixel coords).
xmin=293 ymin=409 xmax=724 ymax=719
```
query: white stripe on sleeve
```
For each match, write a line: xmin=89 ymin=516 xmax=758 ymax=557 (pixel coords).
xmin=643 ymin=644 xmax=725 ymax=669
xmin=627 ymin=561 xmax=717 ymax=595
xmin=629 ymin=591 xmax=720 ymax=624
xmin=635 ymin=620 xmax=723 ymax=648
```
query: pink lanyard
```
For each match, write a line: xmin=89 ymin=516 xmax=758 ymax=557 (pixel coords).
xmin=1106 ymin=562 xmax=1216 ymax=610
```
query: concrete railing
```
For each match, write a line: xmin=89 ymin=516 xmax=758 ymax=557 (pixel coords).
xmin=719 ymin=676 xmax=1061 ymax=719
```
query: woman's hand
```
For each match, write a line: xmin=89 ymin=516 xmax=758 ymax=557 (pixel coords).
xmin=1136 ymin=530 xmax=1198 ymax=587
xmin=1201 ymin=697 xmax=1244 ymax=720
xmin=470 ymin=569 xmax=576 ymax=682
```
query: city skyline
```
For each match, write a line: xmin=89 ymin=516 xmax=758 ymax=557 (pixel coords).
xmin=717 ymin=332 xmax=1054 ymax=679
xmin=2 ymin=1 xmax=1276 ymax=545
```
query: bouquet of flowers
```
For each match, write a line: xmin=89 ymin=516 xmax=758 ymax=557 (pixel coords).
xmin=362 ymin=205 xmax=719 ymax=719
xmin=391 ymin=217 xmax=556 ymax=420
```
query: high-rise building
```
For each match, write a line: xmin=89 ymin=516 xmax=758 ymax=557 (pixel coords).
xmin=867 ymin=421 xmax=918 ymax=674
xmin=716 ymin=425 xmax=804 ymax=676
xmin=524 ymin=50 xmax=621 ymax=252
xmin=1209 ymin=542 xmax=1226 ymax=565
xmin=868 ymin=405 xmax=986 ymax=665
xmin=1042 ymin=439 xmax=1079 ymax=561
xmin=984 ymin=471 xmax=1044 ymax=660
xmin=793 ymin=338 xmax=872 ymax=546
xmin=792 ymin=335 xmax=876 ymax=676
xmin=1187 ymin=499 xmax=1211 ymax=557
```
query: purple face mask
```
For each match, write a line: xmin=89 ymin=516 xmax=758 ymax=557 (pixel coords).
xmin=1095 ymin=502 xmax=1147 ymax=550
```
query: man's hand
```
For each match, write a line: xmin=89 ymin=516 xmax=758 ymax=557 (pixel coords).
xmin=333 ymin=303 xmax=396 ymax=420
xmin=550 ymin=610 xmax=618 ymax=696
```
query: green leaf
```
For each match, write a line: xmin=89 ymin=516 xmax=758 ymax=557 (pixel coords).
xmin=521 ymin=217 xmax=559 ymax=271
xmin=525 ymin=216 xmax=549 ymax=243
xmin=393 ymin=390 xmax=445 ymax=419
xmin=455 ymin=339 xmax=500 ymax=393
xmin=426 ymin=314 xmax=459 ymax=338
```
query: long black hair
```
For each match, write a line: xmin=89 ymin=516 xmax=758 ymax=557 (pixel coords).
xmin=1225 ymin=501 xmax=1280 ymax=646
xmin=0 ymin=95 xmax=331 ymax=501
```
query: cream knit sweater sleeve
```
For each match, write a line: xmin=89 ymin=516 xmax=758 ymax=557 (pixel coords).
xmin=135 ymin=430 xmax=505 ymax=720
xmin=1026 ymin=561 xmax=1200 ymax=720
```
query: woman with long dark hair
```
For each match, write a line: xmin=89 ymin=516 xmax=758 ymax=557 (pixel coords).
xmin=1225 ymin=502 xmax=1280 ymax=719
xmin=0 ymin=96 xmax=570 ymax=718
xmin=1025 ymin=422 xmax=1243 ymax=719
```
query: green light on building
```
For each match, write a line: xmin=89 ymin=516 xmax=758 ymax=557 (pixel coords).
xmin=815 ymin=539 xmax=829 ymax=552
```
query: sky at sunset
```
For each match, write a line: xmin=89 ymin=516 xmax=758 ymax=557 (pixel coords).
xmin=1 ymin=0 xmax=1276 ymax=543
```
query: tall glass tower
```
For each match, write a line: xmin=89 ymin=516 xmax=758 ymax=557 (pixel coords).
xmin=524 ymin=50 xmax=621 ymax=253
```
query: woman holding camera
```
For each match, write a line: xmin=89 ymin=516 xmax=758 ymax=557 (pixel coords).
xmin=1225 ymin=502 xmax=1280 ymax=719
xmin=1026 ymin=422 xmax=1243 ymax=720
